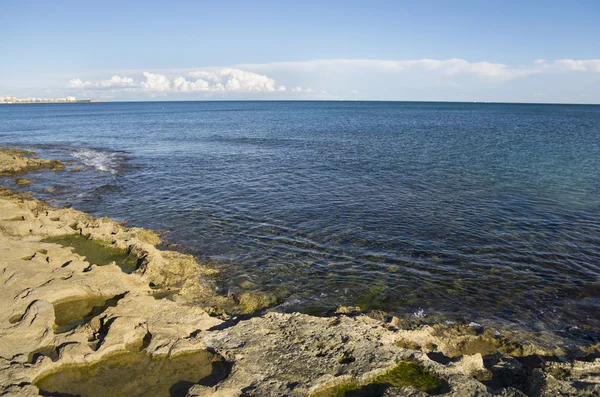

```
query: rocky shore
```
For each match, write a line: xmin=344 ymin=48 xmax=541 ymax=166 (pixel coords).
xmin=0 ymin=147 xmax=598 ymax=397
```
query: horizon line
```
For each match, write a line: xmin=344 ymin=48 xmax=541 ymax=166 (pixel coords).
xmin=4 ymin=99 xmax=598 ymax=106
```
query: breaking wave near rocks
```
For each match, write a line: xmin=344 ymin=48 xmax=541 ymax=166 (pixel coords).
xmin=72 ymin=148 xmax=124 ymax=174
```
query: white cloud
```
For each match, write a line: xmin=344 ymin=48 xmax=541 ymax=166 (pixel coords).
xmin=550 ymin=59 xmax=600 ymax=72
xmin=180 ymin=68 xmax=285 ymax=92
xmin=141 ymin=72 xmax=171 ymax=92
xmin=239 ymin=58 xmax=526 ymax=79
xmin=99 ymin=75 xmax=135 ymax=88
xmin=63 ymin=58 xmax=600 ymax=102
xmin=67 ymin=78 xmax=87 ymax=88
xmin=67 ymin=69 xmax=285 ymax=94
xmin=173 ymin=76 xmax=211 ymax=92
xmin=291 ymin=86 xmax=312 ymax=92
xmin=67 ymin=75 xmax=135 ymax=89
xmin=239 ymin=58 xmax=600 ymax=80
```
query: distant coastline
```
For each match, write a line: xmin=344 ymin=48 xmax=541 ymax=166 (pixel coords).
xmin=0 ymin=94 xmax=100 ymax=104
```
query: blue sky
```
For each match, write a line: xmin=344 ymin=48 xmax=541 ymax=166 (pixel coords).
xmin=1 ymin=0 xmax=599 ymax=103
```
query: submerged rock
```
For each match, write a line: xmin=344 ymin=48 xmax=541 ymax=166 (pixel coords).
xmin=0 ymin=147 xmax=64 ymax=176
xmin=14 ymin=178 xmax=32 ymax=185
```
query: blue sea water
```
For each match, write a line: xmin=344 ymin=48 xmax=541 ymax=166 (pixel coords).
xmin=1 ymin=101 xmax=599 ymax=344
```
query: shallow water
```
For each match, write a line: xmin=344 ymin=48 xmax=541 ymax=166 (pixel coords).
xmin=42 ymin=234 xmax=140 ymax=273
xmin=34 ymin=350 xmax=227 ymax=397
xmin=52 ymin=293 xmax=125 ymax=334
xmin=1 ymin=101 xmax=599 ymax=345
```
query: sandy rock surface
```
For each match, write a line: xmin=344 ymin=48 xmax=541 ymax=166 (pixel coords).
xmin=0 ymin=149 xmax=599 ymax=397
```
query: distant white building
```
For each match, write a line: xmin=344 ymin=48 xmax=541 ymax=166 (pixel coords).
xmin=4 ymin=94 xmax=16 ymax=103
xmin=0 ymin=94 xmax=86 ymax=104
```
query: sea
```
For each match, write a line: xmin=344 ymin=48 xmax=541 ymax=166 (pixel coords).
xmin=1 ymin=101 xmax=599 ymax=348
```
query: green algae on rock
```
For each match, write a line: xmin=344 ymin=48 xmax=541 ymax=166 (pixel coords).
xmin=234 ymin=290 xmax=280 ymax=314
xmin=42 ymin=234 xmax=140 ymax=273
xmin=33 ymin=350 xmax=229 ymax=397
xmin=372 ymin=361 xmax=444 ymax=393
xmin=352 ymin=282 xmax=388 ymax=312
xmin=53 ymin=293 xmax=126 ymax=334
xmin=310 ymin=361 xmax=444 ymax=397
xmin=395 ymin=338 xmax=422 ymax=351
xmin=310 ymin=381 xmax=362 ymax=397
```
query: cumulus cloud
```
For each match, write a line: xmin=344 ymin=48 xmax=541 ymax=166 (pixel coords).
xmin=67 ymin=78 xmax=89 ymax=89
xmin=173 ymin=76 xmax=211 ymax=92
xmin=177 ymin=68 xmax=286 ymax=92
xmin=68 ymin=69 xmax=285 ymax=94
xmin=141 ymin=72 xmax=171 ymax=92
xmin=99 ymin=75 xmax=135 ymax=87
xmin=67 ymin=75 xmax=135 ymax=89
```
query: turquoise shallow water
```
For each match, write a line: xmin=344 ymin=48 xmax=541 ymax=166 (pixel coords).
xmin=1 ymin=101 xmax=599 ymax=344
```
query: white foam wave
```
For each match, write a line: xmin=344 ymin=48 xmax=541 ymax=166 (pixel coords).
xmin=413 ymin=308 xmax=427 ymax=318
xmin=267 ymin=299 xmax=303 ymax=313
xmin=72 ymin=148 xmax=121 ymax=174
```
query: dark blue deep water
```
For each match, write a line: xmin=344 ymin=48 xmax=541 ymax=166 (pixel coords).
xmin=1 ymin=101 xmax=599 ymax=344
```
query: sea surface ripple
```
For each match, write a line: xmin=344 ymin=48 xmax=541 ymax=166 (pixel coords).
xmin=1 ymin=101 xmax=599 ymax=344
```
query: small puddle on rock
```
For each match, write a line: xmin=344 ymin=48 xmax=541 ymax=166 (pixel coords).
xmin=53 ymin=294 xmax=125 ymax=334
xmin=42 ymin=234 xmax=140 ymax=273
xmin=34 ymin=350 xmax=229 ymax=397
